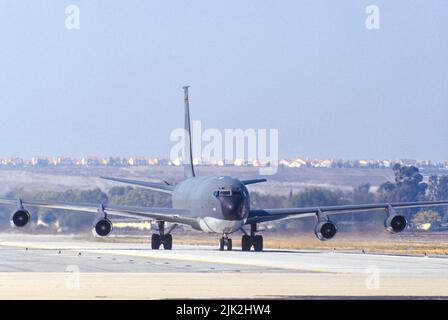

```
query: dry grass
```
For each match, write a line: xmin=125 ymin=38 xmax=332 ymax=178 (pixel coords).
xmin=89 ymin=231 xmax=448 ymax=256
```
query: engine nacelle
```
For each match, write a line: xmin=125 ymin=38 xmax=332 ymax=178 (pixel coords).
xmin=314 ymin=221 xmax=337 ymax=241
xmin=384 ymin=214 xmax=407 ymax=233
xmin=92 ymin=218 xmax=113 ymax=237
xmin=10 ymin=209 xmax=31 ymax=228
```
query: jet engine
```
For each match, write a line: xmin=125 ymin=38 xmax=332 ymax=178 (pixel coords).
xmin=10 ymin=209 xmax=31 ymax=228
xmin=92 ymin=218 xmax=113 ymax=237
xmin=314 ymin=221 xmax=337 ymax=241
xmin=384 ymin=214 xmax=407 ymax=233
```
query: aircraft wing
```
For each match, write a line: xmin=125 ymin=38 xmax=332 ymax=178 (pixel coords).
xmin=100 ymin=176 xmax=175 ymax=194
xmin=241 ymin=178 xmax=267 ymax=185
xmin=247 ymin=200 xmax=448 ymax=224
xmin=0 ymin=198 xmax=200 ymax=230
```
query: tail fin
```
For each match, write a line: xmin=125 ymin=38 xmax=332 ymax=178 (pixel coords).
xmin=183 ymin=86 xmax=195 ymax=178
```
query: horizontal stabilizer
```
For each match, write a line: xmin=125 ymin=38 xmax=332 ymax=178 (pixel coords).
xmin=100 ymin=176 xmax=175 ymax=194
xmin=241 ymin=178 xmax=267 ymax=185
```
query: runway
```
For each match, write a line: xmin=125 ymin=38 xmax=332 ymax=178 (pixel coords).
xmin=0 ymin=234 xmax=447 ymax=299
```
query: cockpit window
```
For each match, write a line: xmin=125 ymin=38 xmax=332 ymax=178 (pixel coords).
xmin=214 ymin=190 xmax=231 ymax=197
xmin=213 ymin=189 xmax=243 ymax=197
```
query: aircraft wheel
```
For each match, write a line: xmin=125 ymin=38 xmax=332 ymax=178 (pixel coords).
xmin=219 ymin=238 xmax=225 ymax=251
xmin=241 ymin=235 xmax=251 ymax=251
xmin=253 ymin=235 xmax=263 ymax=252
xmin=227 ymin=238 xmax=233 ymax=251
xmin=151 ymin=234 xmax=161 ymax=250
xmin=162 ymin=234 xmax=173 ymax=250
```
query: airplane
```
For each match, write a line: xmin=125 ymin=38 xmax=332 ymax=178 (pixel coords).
xmin=1 ymin=86 xmax=448 ymax=252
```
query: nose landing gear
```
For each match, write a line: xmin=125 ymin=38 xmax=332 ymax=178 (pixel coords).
xmin=241 ymin=223 xmax=263 ymax=252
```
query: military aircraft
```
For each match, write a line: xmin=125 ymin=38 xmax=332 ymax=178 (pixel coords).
xmin=1 ymin=86 xmax=448 ymax=251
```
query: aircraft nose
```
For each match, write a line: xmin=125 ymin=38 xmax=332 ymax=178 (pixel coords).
xmin=218 ymin=194 xmax=245 ymax=221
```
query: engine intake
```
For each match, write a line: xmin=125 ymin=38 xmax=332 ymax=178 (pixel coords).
xmin=92 ymin=218 xmax=113 ymax=237
xmin=384 ymin=214 xmax=407 ymax=233
xmin=314 ymin=221 xmax=337 ymax=241
xmin=10 ymin=209 xmax=30 ymax=228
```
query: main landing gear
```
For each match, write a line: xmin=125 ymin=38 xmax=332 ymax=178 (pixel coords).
xmin=241 ymin=223 xmax=263 ymax=252
xmin=218 ymin=224 xmax=264 ymax=252
xmin=151 ymin=221 xmax=176 ymax=250
xmin=219 ymin=235 xmax=233 ymax=251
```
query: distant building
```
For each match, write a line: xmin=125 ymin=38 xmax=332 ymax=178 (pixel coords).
xmin=103 ymin=157 xmax=126 ymax=166
xmin=157 ymin=158 xmax=169 ymax=166
xmin=193 ymin=158 xmax=202 ymax=166
xmin=0 ymin=155 xmax=445 ymax=170
xmin=0 ymin=158 xmax=24 ymax=166
xmin=381 ymin=160 xmax=391 ymax=168
xmin=31 ymin=157 xmax=50 ymax=166
xmin=416 ymin=160 xmax=432 ymax=168
xmin=400 ymin=159 xmax=417 ymax=166
xmin=81 ymin=157 xmax=101 ymax=166
xmin=289 ymin=158 xmax=307 ymax=168
xmin=234 ymin=158 xmax=245 ymax=166
xmin=56 ymin=157 xmax=75 ymax=166
xmin=128 ymin=157 xmax=148 ymax=166
xmin=209 ymin=159 xmax=224 ymax=167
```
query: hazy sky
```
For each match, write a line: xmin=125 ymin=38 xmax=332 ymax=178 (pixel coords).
xmin=0 ymin=1 xmax=447 ymax=160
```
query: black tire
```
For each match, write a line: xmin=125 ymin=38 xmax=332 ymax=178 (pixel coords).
xmin=241 ymin=235 xmax=251 ymax=251
xmin=151 ymin=234 xmax=161 ymax=250
xmin=253 ymin=235 xmax=263 ymax=252
xmin=162 ymin=234 xmax=173 ymax=250
xmin=227 ymin=238 xmax=233 ymax=251
xmin=219 ymin=238 xmax=225 ymax=251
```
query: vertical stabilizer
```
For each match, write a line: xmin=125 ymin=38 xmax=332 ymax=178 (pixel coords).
xmin=183 ymin=86 xmax=195 ymax=178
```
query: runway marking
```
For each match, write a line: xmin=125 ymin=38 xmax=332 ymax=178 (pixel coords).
xmin=0 ymin=241 xmax=326 ymax=273
xmin=2 ymin=239 xmax=448 ymax=275
xmin=81 ymin=248 xmax=330 ymax=273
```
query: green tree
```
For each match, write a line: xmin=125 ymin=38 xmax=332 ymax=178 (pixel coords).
xmin=426 ymin=175 xmax=448 ymax=221
xmin=378 ymin=164 xmax=427 ymax=202
xmin=412 ymin=210 xmax=442 ymax=228
xmin=378 ymin=164 xmax=428 ymax=220
xmin=427 ymin=175 xmax=448 ymax=201
xmin=108 ymin=187 xmax=171 ymax=207
xmin=34 ymin=188 xmax=109 ymax=231
xmin=250 ymin=192 xmax=289 ymax=210
xmin=290 ymin=188 xmax=351 ymax=207
xmin=352 ymin=183 xmax=376 ymax=204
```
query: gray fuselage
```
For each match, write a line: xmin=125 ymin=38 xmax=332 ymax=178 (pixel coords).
xmin=171 ymin=176 xmax=250 ymax=234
